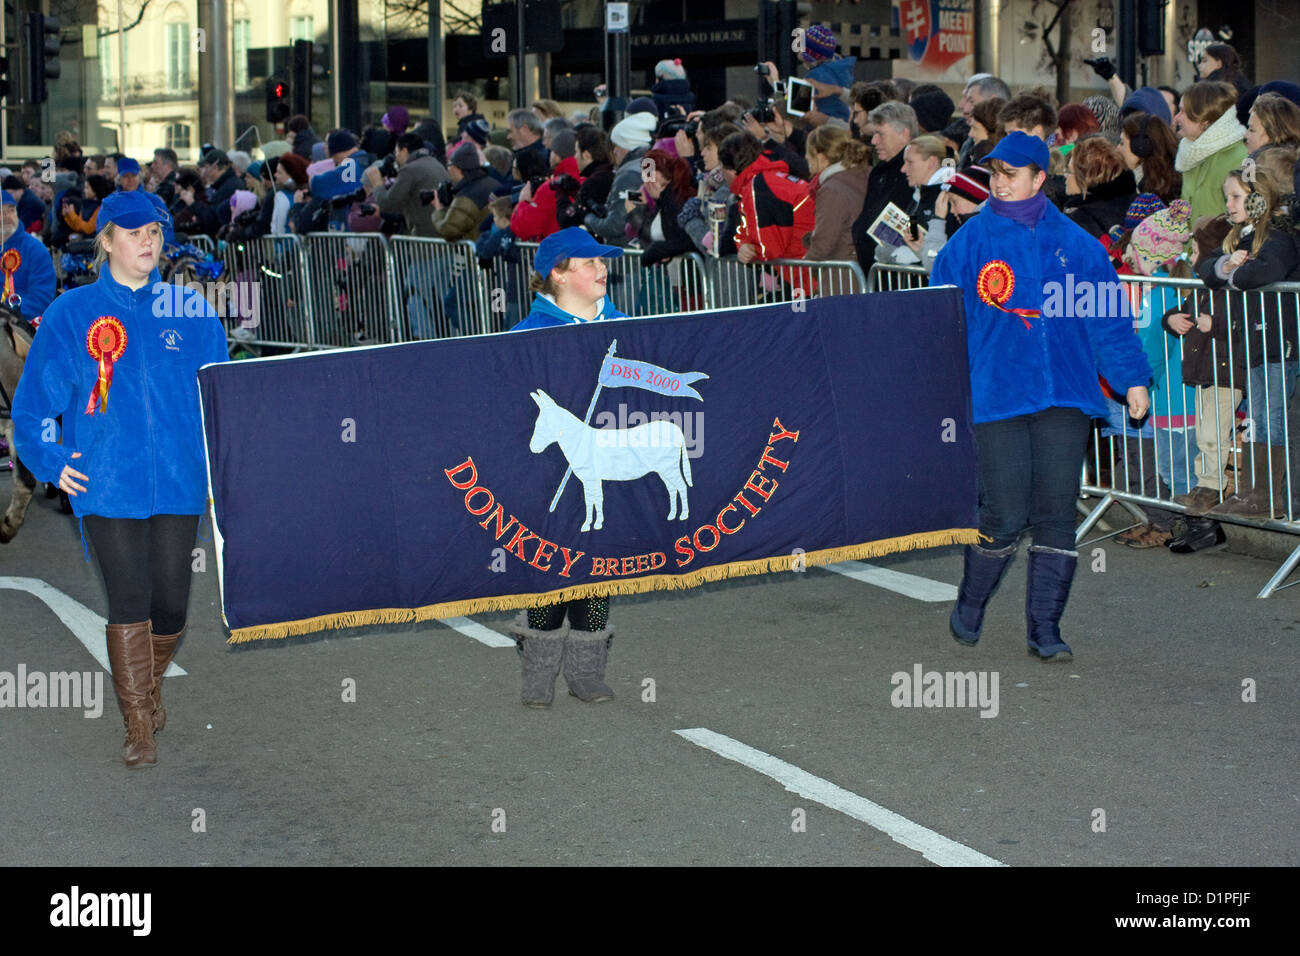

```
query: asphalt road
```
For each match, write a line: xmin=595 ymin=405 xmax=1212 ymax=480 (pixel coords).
xmin=1 ymin=488 xmax=1297 ymax=868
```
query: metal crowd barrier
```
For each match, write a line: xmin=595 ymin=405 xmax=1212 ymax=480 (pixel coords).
xmin=184 ymin=234 xmax=217 ymax=256
xmin=513 ymin=242 xmax=710 ymax=319
xmin=218 ymin=234 xmax=316 ymax=349
xmin=1073 ymin=274 xmax=1300 ymax=597
xmin=388 ymin=237 xmax=497 ymax=339
xmin=865 ymin=262 xmax=930 ymax=292
xmin=302 ymin=232 xmax=400 ymax=346
xmin=705 ymin=257 xmax=868 ymax=309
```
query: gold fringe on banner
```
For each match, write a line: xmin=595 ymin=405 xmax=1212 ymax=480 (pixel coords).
xmin=226 ymin=528 xmax=979 ymax=643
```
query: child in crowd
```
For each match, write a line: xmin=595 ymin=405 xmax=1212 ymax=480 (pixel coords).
xmin=1195 ymin=161 xmax=1299 ymax=517
xmin=475 ymin=196 xmax=522 ymax=330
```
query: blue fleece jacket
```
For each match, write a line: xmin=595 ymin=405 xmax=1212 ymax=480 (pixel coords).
xmin=930 ymin=199 xmax=1152 ymax=424
xmin=511 ymin=292 xmax=628 ymax=331
xmin=2 ymin=227 xmax=57 ymax=320
xmin=12 ymin=264 xmax=228 ymax=517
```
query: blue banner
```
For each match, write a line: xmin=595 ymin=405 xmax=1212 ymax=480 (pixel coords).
xmin=199 ymin=290 xmax=979 ymax=641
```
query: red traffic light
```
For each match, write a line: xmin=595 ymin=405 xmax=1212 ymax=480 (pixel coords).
xmin=273 ymin=82 xmax=284 ymax=98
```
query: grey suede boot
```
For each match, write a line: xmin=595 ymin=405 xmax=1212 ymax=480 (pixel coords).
xmin=509 ymin=613 xmax=567 ymax=708
xmin=563 ymin=629 xmax=615 ymax=703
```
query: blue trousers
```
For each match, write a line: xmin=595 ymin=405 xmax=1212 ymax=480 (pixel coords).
xmin=975 ymin=407 xmax=1092 ymax=552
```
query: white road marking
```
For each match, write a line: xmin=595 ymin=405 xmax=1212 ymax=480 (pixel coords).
xmin=676 ymin=727 xmax=1005 ymax=867
xmin=821 ymin=561 xmax=957 ymax=602
xmin=0 ymin=576 xmax=186 ymax=676
xmin=438 ymin=616 xmax=516 ymax=648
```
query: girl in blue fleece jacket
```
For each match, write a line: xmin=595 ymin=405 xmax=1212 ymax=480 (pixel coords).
xmin=932 ymin=133 xmax=1152 ymax=661
xmin=507 ymin=228 xmax=626 ymax=708
xmin=12 ymin=190 xmax=227 ymax=768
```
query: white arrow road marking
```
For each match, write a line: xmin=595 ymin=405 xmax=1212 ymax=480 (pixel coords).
xmin=437 ymin=616 xmax=516 ymax=648
xmin=0 ymin=577 xmax=186 ymax=676
xmin=821 ymin=561 xmax=958 ymax=602
xmin=676 ymin=727 xmax=1005 ymax=867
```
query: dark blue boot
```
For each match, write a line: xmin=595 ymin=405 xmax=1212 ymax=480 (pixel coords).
xmin=1025 ymin=546 xmax=1077 ymax=661
xmin=949 ymin=543 xmax=1016 ymax=646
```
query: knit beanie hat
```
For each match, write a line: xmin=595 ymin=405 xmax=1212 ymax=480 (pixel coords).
xmin=802 ymin=24 xmax=837 ymax=64
xmin=655 ymin=58 xmax=686 ymax=81
xmin=549 ymin=129 xmax=577 ymax=160
xmin=464 ymin=118 xmax=492 ymax=147
xmin=1126 ymin=199 xmax=1192 ymax=276
xmin=942 ymin=165 xmax=991 ymax=204
xmin=1125 ymin=192 xmax=1166 ymax=232
xmin=230 ymin=190 xmax=258 ymax=218
xmin=1082 ymin=95 xmax=1121 ymax=143
xmin=911 ymin=89 xmax=956 ymax=134
xmin=327 ymin=129 xmax=358 ymax=155
xmin=278 ymin=152 xmax=310 ymax=187
xmin=382 ymin=106 xmax=411 ymax=134
xmin=610 ymin=112 xmax=657 ymax=151
xmin=626 ymin=96 xmax=660 ymax=117
xmin=450 ymin=143 xmax=481 ymax=171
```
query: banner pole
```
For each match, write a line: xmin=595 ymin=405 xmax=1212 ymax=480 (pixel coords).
xmin=548 ymin=338 xmax=616 ymax=513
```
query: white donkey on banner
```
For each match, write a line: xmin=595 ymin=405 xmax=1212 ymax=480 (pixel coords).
xmin=529 ymin=389 xmax=692 ymax=532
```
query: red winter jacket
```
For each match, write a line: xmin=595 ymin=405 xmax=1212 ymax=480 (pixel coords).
xmin=732 ymin=154 xmax=815 ymax=259
xmin=732 ymin=154 xmax=816 ymax=292
xmin=510 ymin=156 xmax=580 ymax=242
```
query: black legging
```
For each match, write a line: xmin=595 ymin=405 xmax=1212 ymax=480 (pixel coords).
xmin=83 ymin=514 xmax=200 ymax=633
xmin=527 ymin=596 xmax=610 ymax=632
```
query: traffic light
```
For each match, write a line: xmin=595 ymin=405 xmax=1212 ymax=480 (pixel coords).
xmin=266 ymin=75 xmax=290 ymax=123
xmin=24 ymin=13 xmax=61 ymax=104
xmin=291 ymin=40 xmax=311 ymax=118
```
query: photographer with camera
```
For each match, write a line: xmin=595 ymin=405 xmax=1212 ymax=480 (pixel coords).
xmin=557 ymin=127 xmax=615 ymax=231
xmin=584 ymin=113 xmax=657 ymax=245
xmin=365 ymin=132 xmax=450 ymax=237
xmin=741 ymin=99 xmax=811 ymax=181
xmin=510 ymin=130 xmax=581 ymax=242
xmin=428 ymin=144 xmax=496 ymax=241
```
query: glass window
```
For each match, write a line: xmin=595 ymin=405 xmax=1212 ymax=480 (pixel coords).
xmin=291 ymin=16 xmax=315 ymax=42
xmin=234 ymin=19 xmax=251 ymax=90
xmin=99 ymin=34 xmax=115 ymax=97
xmin=166 ymin=22 xmax=192 ymax=94
xmin=166 ymin=123 xmax=192 ymax=150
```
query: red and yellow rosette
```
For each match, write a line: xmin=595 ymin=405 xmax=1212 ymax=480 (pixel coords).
xmin=976 ymin=259 xmax=1039 ymax=330
xmin=85 ymin=316 xmax=127 ymax=415
xmin=0 ymin=248 xmax=20 ymax=304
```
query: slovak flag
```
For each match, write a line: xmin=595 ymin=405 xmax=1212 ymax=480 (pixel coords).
xmin=898 ymin=0 xmax=931 ymax=58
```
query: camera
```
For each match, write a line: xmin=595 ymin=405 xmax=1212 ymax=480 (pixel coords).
xmin=551 ymin=173 xmax=581 ymax=197
xmin=377 ymin=154 xmax=399 ymax=179
xmin=753 ymin=63 xmax=769 ymax=75
xmin=419 ymin=188 xmax=437 ymax=206
xmin=437 ymin=181 xmax=454 ymax=207
xmin=748 ymin=101 xmax=776 ymax=124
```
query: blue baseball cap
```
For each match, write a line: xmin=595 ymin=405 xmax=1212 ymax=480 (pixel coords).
xmin=98 ymin=189 xmax=172 ymax=230
xmin=534 ymin=227 xmax=623 ymax=279
xmin=986 ymin=130 xmax=1051 ymax=172
xmin=0 ymin=192 xmax=15 ymax=206
xmin=117 ymin=157 xmax=141 ymax=176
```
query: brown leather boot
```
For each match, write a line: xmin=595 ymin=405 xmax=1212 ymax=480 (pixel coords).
xmin=150 ymin=628 xmax=183 ymax=732
xmin=1208 ymin=444 xmax=1287 ymax=518
xmin=106 ymin=621 xmax=157 ymax=767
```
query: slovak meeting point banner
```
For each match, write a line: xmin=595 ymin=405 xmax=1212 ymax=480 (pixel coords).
xmin=198 ymin=289 xmax=979 ymax=642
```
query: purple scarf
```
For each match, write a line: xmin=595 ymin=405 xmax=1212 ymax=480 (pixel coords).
xmin=988 ymin=190 xmax=1048 ymax=227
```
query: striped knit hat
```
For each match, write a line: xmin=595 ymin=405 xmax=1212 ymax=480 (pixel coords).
xmin=1125 ymin=192 xmax=1166 ymax=232
xmin=801 ymin=24 xmax=837 ymax=64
